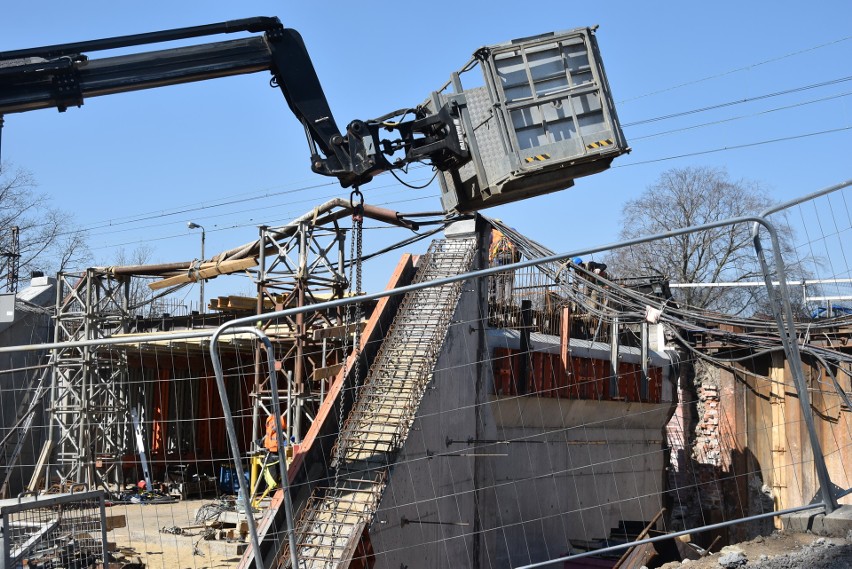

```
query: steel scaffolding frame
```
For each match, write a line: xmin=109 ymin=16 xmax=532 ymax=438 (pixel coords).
xmin=252 ymin=221 xmax=348 ymax=453
xmin=41 ymin=270 xmax=131 ymax=491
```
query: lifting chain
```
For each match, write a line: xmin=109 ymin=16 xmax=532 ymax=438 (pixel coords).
xmin=334 ymin=188 xmax=365 ymax=491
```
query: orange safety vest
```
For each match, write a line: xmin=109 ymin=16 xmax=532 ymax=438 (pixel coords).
xmin=264 ymin=415 xmax=287 ymax=453
xmin=489 ymin=229 xmax=516 ymax=263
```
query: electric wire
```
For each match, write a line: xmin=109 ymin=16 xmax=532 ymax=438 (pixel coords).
xmin=628 ymin=90 xmax=852 ymax=142
xmin=623 ymin=75 xmax=852 ymax=127
xmin=618 ymin=34 xmax=852 ymax=104
xmin=615 ymin=125 xmax=852 ymax=168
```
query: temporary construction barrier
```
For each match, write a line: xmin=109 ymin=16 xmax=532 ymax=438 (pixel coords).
xmin=0 ymin=491 xmax=108 ymax=569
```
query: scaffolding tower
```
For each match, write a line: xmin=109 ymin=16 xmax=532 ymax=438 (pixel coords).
xmin=252 ymin=220 xmax=349 ymax=456
xmin=36 ymin=270 xmax=132 ymax=492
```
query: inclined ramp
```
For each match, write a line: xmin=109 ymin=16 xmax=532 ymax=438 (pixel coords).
xmin=287 ymin=235 xmax=477 ymax=567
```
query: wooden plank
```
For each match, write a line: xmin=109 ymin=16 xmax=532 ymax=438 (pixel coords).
xmin=312 ymin=322 xmax=363 ymax=341
xmin=615 ymin=543 xmax=657 ymax=569
xmin=613 ymin=508 xmax=665 ymax=569
xmin=149 ymin=257 xmax=258 ymax=290
xmin=224 ymin=296 xmax=258 ymax=310
xmin=312 ymin=364 xmax=344 ymax=381
xmin=104 ymin=513 xmax=127 ymax=531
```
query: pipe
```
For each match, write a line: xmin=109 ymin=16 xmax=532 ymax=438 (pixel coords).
xmin=97 ymin=261 xmax=195 ymax=276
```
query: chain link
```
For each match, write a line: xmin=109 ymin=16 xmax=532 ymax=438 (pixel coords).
xmin=333 ymin=188 xmax=364 ymax=492
xmin=351 ymin=206 xmax=364 ymax=402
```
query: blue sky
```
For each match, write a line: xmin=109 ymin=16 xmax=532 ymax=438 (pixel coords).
xmin=2 ymin=1 xmax=851 ymax=299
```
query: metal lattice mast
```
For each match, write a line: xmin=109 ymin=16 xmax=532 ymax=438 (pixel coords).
xmin=252 ymin=221 xmax=348 ymax=454
xmin=39 ymin=270 xmax=131 ymax=491
xmin=3 ymin=226 xmax=20 ymax=294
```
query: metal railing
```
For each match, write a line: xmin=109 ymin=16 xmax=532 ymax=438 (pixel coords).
xmin=0 ymin=490 xmax=107 ymax=569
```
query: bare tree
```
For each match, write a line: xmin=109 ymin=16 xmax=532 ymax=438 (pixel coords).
xmin=0 ymin=162 xmax=90 ymax=288
xmin=607 ymin=166 xmax=803 ymax=315
xmin=110 ymin=245 xmax=156 ymax=312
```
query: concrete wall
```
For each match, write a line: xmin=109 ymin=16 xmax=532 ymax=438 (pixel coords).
xmin=368 ymin=222 xmax=488 ymax=568
xmin=479 ymin=397 xmax=672 ymax=568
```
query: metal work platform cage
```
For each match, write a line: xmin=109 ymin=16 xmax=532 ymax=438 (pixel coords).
xmin=0 ymin=491 xmax=108 ymax=569
xmin=430 ymin=26 xmax=628 ymax=213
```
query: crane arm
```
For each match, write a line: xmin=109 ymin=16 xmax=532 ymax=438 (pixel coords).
xmin=0 ymin=17 xmax=469 ymax=188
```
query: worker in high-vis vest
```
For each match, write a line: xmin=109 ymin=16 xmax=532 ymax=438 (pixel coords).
xmin=250 ymin=414 xmax=289 ymax=506
xmin=489 ymin=226 xmax=520 ymax=306
xmin=263 ymin=414 xmax=287 ymax=454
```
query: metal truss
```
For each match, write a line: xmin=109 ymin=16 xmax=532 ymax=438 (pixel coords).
xmin=252 ymin=221 xmax=349 ymax=450
xmin=45 ymin=270 xmax=131 ymax=491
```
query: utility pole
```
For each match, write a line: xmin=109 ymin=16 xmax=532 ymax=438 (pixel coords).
xmin=2 ymin=226 xmax=20 ymax=294
xmin=187 ymin=222 xmax=206 ymax=312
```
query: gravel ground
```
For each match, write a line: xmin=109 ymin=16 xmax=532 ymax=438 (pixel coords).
xmin=658 ymin=531 xmax=852 ymax=569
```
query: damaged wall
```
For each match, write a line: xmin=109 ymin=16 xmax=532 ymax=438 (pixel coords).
xmin=666 ymin=346 xmax=852 ymax=545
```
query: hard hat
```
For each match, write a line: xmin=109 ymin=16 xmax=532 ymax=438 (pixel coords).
xmin=572 ymin=257 xmax=583 ymax=264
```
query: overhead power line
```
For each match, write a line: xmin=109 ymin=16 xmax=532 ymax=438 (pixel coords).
xmin=628 ymin=91 xmax=852 ymax=141
xmin=59 ymin=168 xmax=436 ymax=241
xmin=87 ymin=192 xmax=439 ymax=252
xmin=618 ymin=34 xmax=852 ymax=104
xmin=615 ymin=125 xmax=852 ymax=168
xmin=623 ymin=75 xmax=852 ymax=127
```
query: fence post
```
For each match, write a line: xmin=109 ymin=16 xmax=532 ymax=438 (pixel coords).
xmin=209 ymin=326 xmax=299 ymax=568
xmin=752 ymin=218 xmax=839 ymax=513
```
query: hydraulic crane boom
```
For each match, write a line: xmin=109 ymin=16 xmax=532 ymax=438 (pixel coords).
xmin=0 ymin=18 xmax=628 ymax=212
xmin=0 ymin=16 xmax=468 ymax=189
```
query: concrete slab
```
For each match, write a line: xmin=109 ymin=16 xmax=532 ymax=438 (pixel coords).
xmin=444 ymin=218 xmax=477 ymax=238
xmin=782 ymin=505 xmax=852 ymax=537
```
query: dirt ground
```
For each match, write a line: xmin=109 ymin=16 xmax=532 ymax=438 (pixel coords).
xmin=107 ymin=499 xmax=248 ymax=569
xmin=658 ymin=531 xmax=852 ymax=569
xmin=104 ymin=501 xmax=852 ymax=569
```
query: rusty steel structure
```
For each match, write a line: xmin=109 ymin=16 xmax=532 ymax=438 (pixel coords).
xmin=0 ymin=191 xmax=421 ymax=499
xmin=251 ymin=218 xmax=348 ymax=456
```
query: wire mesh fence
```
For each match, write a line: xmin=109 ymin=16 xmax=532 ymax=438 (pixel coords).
xmin=0 ymin=490 xmax=107 ymax=569
xmin=0 ymin=183 xmax=850 ymax=568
